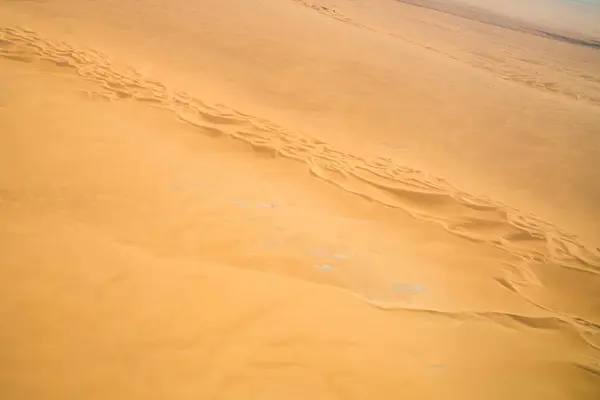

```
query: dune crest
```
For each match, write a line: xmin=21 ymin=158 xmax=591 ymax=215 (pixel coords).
xmin=2 ymin=26 xmax=597 ymax=276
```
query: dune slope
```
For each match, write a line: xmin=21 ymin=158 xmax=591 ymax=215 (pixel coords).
xmin=1 ymin=1 xmax=599 ymax=399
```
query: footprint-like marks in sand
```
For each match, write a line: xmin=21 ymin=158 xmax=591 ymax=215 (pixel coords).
xmin=1 ymin=26 xmax=598 ymax=278
xmin=291 ymin=0 xmax=355 ymax=25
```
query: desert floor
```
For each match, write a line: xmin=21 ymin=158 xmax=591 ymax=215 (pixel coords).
xmin=1 ymin=1 xmax=599 ymax=399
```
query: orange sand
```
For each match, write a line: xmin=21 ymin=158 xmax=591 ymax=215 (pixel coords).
xmin=1 ymin=1 xmax=599 ymax=399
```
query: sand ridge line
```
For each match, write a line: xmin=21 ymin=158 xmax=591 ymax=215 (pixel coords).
xmin=309 ymin=164 xmax=600 ymax=275
xmin=358 ymin=295 xmax=600 ymax=351
xmin=494 ymin=270 xmax=600 ymax=336
xmin=1 ymin=25 xmax=598 ymax=276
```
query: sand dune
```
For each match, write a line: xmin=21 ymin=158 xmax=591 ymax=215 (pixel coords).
xmin=1 ymin=0 xmax=599 ymax=399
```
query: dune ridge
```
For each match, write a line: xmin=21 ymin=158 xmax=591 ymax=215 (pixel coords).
xmin=361 ymin=296 xmax=600 ymax=347
xmin=2 ymin=25 xmax=598 ymax=280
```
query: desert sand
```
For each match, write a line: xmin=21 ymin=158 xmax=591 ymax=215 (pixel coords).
xmin=1 ymin=0 xmax=599 ymax=398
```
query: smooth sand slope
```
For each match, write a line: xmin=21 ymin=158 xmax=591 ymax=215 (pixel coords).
xmin=1 ymin=0 xmax=599 ymax=399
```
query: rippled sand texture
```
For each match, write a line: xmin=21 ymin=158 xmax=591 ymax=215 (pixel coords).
xmin=1 ymin=0 xmax=599 ymax=399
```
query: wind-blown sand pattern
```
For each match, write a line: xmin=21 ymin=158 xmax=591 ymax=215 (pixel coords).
xmin=1 ymin=0 xmax=599 ymax=399
xmin=294 ymin=0 xmax=600 ymax=105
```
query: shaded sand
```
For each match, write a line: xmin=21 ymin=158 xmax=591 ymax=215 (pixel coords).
xmin=1 ymin=0 xmax=599 ymax=398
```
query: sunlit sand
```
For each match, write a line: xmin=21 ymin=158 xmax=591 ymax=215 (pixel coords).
xmin=1 ymin=1 xmax=599 ymax=398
